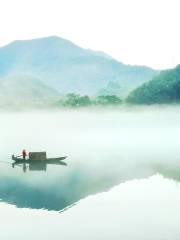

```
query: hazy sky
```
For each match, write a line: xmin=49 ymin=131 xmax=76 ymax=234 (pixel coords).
xmin=0 ymin=0 xmax=180 ymax=69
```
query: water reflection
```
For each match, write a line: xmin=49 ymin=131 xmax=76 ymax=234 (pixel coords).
xmin=12 ymin=161 xmax=67 ymax=172
xmin=152 ymin=163 xmax=180 ymax=182
xmin=0 ymin=160 xmax=155 ymax=211
xmin=1 ymin=175 xmax=180 ymax=240
xmin=0 ymin=159 xmax=179 ymax=212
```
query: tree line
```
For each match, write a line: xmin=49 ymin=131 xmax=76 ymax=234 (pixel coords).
xmin=53 ymin=93 xmax=122 ymax=107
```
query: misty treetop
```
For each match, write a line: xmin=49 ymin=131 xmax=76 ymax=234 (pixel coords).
xmin=61 ymin=93 xmax=91 ymax=107
xmin=54 ymin=94 xmax=122 ymax=107
xmin=95 ymin=95 xmax=122 ymax=105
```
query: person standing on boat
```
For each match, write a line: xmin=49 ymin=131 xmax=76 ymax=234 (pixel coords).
xmin=22 ymin=149 xmax=27 ymax=160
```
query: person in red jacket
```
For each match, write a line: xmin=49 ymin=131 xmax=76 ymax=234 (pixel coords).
xmin=22 ymin=149 xmax=27 ymax=160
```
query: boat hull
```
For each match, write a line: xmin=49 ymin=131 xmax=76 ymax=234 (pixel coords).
xmin=12 ymin=155 xmax=67 ymax=164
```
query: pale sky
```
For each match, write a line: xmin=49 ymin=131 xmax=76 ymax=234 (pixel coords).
xmin=0 ymin=0 xmax=180 ymax=69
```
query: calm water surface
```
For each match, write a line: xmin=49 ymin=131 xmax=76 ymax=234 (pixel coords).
xmin=0 ymin=107 xmax=180 ymax=239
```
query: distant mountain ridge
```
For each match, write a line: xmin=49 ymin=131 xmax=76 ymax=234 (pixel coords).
xmin=0 ymin=74 xmax=59 ymax=108
xmin=0 ymin=36 xmax=157 ymax=99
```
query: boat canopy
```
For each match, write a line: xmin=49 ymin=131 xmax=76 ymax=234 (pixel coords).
xmin=29 ymin=152 xmax=46 ymax=160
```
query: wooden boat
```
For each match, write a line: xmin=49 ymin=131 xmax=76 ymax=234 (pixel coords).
xmin=11 ymin=152 xmax=67 ymax=172
xmin=12 ymin=151 xmax=67 ymax=165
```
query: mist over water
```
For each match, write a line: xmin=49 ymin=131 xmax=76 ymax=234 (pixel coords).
xmin=0 ymin=106 xmax=180 ymax=211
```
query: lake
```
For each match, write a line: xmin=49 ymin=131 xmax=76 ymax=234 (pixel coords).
xmin=0 ymin=106 xmax=180 ymax=239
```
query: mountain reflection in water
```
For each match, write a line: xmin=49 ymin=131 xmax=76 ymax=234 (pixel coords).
xmin=0 ymin=160 xmax=155 ymax=211
xmin=1 ymin=159 xmax=180 ymax=212
xmin=1 ymin=175 xmax=180 ymax=240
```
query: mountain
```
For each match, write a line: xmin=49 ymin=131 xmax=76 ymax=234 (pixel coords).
xmin=0 ymin=75 xmax=59 ymax=108
xmin=126 ymin=65 xmax=180 ymax=104
xmin=98 ymin=81 xmax=122 ymax=96
xmin=0 ymin=36 xmax=157 ymax=97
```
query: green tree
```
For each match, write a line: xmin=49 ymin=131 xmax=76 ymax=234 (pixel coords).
xmin=64 ymin=93 xmax=91 ymax=107
xmin=96 ymin=95 xmax=122 ymax=105
xmin=126 ymin=65 xmax=180 ymax=104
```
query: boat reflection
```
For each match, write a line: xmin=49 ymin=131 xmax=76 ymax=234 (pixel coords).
xmin=12 ymin=161 xmax=67 ymax=172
